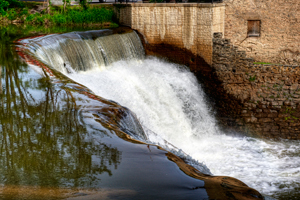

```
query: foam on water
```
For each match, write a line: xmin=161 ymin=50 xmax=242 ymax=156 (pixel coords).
xmin=65 ymin=58 xmax=300 ymax=198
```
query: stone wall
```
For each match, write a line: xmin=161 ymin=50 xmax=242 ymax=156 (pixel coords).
xmin=224 ymin=0 xmax=300 ymax=65
xmin=115 ymin=3 xmax=225 ymax=65
xmin=213 ymin=33 xmax=300 ymax=139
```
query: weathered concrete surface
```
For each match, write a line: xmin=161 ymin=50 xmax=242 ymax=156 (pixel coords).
xmin=114 ymin=3 xmax=225 ymax=65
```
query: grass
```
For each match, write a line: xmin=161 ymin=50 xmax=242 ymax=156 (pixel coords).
xmin=249 ymin=75 xmax=256 ymax=82
xmin=253 ymin=62 xmax=272 ymax=65
xmin=0 ymin=2 xmax=118 ymax=28
xmin=253 ymin=62 xmax=283 ymax=65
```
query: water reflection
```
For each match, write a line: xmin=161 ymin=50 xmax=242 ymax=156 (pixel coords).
xmin=0 ymin=25 xmax=121 ymax=189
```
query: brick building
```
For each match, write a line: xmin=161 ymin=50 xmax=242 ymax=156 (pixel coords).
xmin=224 ymin=0 xmax=300 ymax=65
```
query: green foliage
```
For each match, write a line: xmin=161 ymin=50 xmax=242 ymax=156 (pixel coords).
xmin=1 ymin=3 xmax=117 ymax=28
xmin=249 ymin=75 xmax=256 ymax=82
xmin=23 ymin=2 xmax=41 ymax=9
xmin=62 ymin=0 xmax=71 ymax=13
xmin=25 ymin=13 xmax=40 ymax=23
xmin=35 ymin=15 xmax=46 ymax=24
xmin=20 ymin=8 xmax=29 ymax=16
xmin=109 ymin=22 xmax=118 ymax=28
xmin=7 ymin=8 xmax=17 ymax=20
xmin=51 ymin=13 xmax=67 ymax=25
xmin=1 ymin=0 xmax=24 ymax=17
xmin=67 ymin=9 xmax=85 ymax=23
xmin=0 ymin=0 xmax=9 ymax=16
xmin=253 ymin=62 xmax=282 ymax=65
xmin=23 ymin=7 xmax=116 ymax=25
xmin=284 ymin=107 xmax=298 ymax=122
xmin=7 ymin=0 xmax=25 ymax=8
xmin=0 ymin=24 xmax=102 ymax=39
xmin=79 ymin=0 xmax=90 ymax=10
xmin=0 ymin=0 xmax=25 ymax=14
xmin=253 ymin=62 xmax=272 ymax=65
xmin=66 ymin=7 xmax=114 ymax=24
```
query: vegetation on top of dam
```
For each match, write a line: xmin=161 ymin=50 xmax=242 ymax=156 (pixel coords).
xmin=0 ymin=0 xmax=118 ymax=28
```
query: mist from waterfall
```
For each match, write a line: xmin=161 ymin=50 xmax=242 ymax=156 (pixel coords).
xmin=23 ymin=30 xmax=300 ymax=199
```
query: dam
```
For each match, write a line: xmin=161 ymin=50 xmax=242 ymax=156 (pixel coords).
xmin=14 ymin=27 xmax=300 ymax=199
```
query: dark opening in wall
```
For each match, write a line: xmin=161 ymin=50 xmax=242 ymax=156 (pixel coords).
xmin=247 ymin=20 xmax=261 ymax=37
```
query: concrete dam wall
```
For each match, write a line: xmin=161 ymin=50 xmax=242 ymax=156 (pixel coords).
xmin=115 ymin=3 xmax=225 ymax=66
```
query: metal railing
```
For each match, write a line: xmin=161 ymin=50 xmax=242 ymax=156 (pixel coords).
xmin=114 ymin=0 xmax=223 ymax=3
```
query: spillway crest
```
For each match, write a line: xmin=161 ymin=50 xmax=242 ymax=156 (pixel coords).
xmin=22 ymin=30 xmax=144 ymax=72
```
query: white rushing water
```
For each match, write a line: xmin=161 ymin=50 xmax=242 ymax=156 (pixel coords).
xmin=64 ymin=58 xmax=300 ymax=198
xmin=22 ymin=31 xmax=144 ymax=72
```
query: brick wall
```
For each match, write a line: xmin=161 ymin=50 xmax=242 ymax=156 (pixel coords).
xmin=224 ymin=0 xmax=300 ymax=65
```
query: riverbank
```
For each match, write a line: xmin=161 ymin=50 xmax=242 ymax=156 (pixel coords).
xmin=0 ymin=1 xmax=118 ymax=28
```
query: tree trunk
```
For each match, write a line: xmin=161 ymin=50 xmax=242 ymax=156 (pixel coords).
xmin=64 ymin=0 xmax=66 ymax=13
xmin=47 ymin=0 xmax=50 ymax=14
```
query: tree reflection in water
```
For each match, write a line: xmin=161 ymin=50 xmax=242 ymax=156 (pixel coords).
xmin=0 ymin=25 xmax=121 ymax=189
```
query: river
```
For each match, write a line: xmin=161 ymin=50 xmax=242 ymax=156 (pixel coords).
xmin=1 ymin=25 xmax=300 ymax=199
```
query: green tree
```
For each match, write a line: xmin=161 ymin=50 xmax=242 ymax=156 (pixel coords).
xmin=79 ymin=0 xmax=90 ymax=10
xmin=0 ymin=0 xmax=9 ymax=16
xmin=0 ymin=0 xmax=24 ymax=16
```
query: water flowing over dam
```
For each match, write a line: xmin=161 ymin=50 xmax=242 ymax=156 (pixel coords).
xmin=21 ymin=29 xmax=300 ymax=199
xmin=23 ymin=29 xmax=144 ymax=72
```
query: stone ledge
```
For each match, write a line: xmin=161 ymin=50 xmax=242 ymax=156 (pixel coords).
xmin=114 ymin=3 xmax=225 ymax=7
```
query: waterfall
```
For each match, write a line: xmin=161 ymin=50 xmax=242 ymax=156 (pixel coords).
xmin=22 ymin=30 xmax=300 ymax=199
xmin=22 ymin=30 xmax=145 ymax=73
